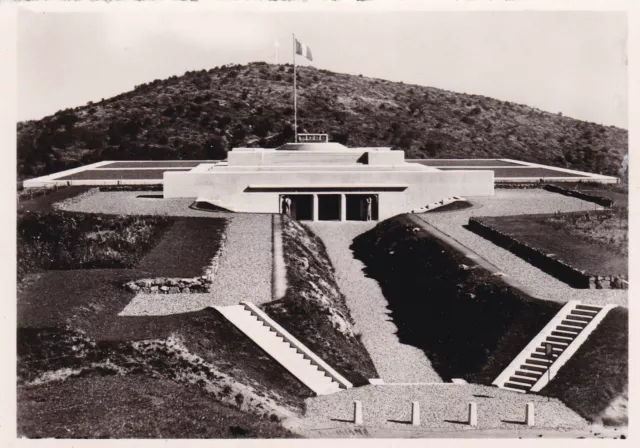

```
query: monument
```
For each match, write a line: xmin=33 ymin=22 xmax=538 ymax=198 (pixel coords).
xmin=163 ymin=134 xmax=494 ymax=221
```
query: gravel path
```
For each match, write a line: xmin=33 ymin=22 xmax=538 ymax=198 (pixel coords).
xmin=300 ymin=383 xmax=587 ymax=432
xmin=307 ymin=222 xmax=442 ymax=384
xmin=417 ymin=190 xmax=627 ymax=308
xmin=120 ymin=214 xmax=273 ymax=316
xmin=58 ymin=190 xmax=234 ymax=218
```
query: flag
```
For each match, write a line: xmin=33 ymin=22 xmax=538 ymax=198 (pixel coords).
xmin=295 ymin=39 xmax=313 ymax=61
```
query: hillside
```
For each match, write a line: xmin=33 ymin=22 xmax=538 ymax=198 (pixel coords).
xmin=17 ymin=62 xmax=627 ymax=180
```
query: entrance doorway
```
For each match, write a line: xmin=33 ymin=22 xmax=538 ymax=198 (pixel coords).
xmin=318 ymin=194 xmax=341 ymax=221
xmin=346 ymin=194 xmax=378 ymax=221
xmin=281 ymin=194 xmax=313 ymax=221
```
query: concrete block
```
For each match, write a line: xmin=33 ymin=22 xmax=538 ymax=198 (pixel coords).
xmin=468 ymin=402 xmax=477 ymax=427
xmin=354 ymin=401 xmax=363 ymax=425
xmin=526 ymin=402 xmax=535 ymax=427
xmin=411 ymin=401 xmax=420 ymax=426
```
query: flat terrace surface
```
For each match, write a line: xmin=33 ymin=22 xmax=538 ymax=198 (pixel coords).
xmin=57 ymin=169 xmax=191 ymax=180
xmin=437 ymin=166 xmax=587 ymax=178
xmin=101 ymin=161 xmax=211 ymax=168
xmin=408 ymin=159 xmax=520 ymax=167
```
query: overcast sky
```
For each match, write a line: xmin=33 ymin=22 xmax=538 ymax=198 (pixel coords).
xmin=17 ymin=9 xmax=627 ymax=128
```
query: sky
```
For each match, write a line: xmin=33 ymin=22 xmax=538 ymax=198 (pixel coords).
xmin=17 ymin=9 xmax=628 ymax=128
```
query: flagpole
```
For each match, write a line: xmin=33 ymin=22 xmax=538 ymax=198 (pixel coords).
xmin=293 ymin=33 xmax=297 ymax=143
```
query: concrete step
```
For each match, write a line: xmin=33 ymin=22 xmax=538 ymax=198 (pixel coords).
xmin=515 ymin=370 xmax=543 ymax=379
xmin=520 ymin=364 xmax=547 ymax=374
xmin=546 ymin=336 xmax=570 ymax=345
xmin=526 ymin=358 xmax=552 ymax=367
xmin=503 ymin=382 xmax=529 ymax=392
xmin=216 ymin=305 xmax=341 ymax=395
xmin=575 ymin=304 xmax=603 ymax=312
xmin=565 ymin=314 xmax=592 ymax=323
xmin=508 ymin=376 xmax=536 ymax=386
xmin=571 ymin=309 xmax=599 ymax=317
xmin=560 ymin=319 xmax=587 ymax=329
xmin=556 ymin=325 xmax=581 ymax=334
xmin=530 ymin=353 xmax=558 ymax=361
xmin=551 ymin=330 xmax=578 ymax=339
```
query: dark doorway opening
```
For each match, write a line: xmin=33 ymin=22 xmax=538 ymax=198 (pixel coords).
xmin=284 ymin=194 xmax=313 ymax=221
xmin=346 ymin=194 xmax=379 ymax=221
xmin=318 ymin=194 xmax=341 ymax=221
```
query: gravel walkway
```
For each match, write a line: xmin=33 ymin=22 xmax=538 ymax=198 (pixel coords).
xmin=120 ymin=214 xmax=273 ymax=316
xmin=58 ymin=190 xmax=234 ymax=218
xmin=307 ymin=222 xmax=442 ymax=384
xmin=300 ymin=383 xmax=587 ymax=433
xmin=417 ymin=190 xmax=627 ymax=308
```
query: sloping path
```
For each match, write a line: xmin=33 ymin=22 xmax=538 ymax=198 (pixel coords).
xmin=120 ymin=214 xmax=272 ymax=316
xmin=417 ymin=190 xmax=627 ymax=308
xmin=307 ymin=222 xmax=441 ymax=384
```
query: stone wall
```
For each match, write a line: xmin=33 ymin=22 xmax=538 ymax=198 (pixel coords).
xmin=544 ymin=184 xmax=614 ymax=207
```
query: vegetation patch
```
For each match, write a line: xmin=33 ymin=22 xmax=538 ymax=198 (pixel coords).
xmin=541 ymin=307 xmax=628 ymax=426
xmin=18 ymin=63 xmax=626 ymax=182
xmin=19 ymin=376 xmax=295 ymax=438
xmin=17 ymin=326 xmax=303 ymax=438
xmin=135 ymin=218 xmax=227 ymax=278
xmin=262 ymin=216 xmax=378 ymax=386
xmin=352 ymin=214 xmax=561 ymax=381
xmin=469 ymin=211 xmax=627 ymax=287
xmin=17 ymin=211 xmax=173 ymax=282
xmin=18 ymin=186 xmax=93 ymax=215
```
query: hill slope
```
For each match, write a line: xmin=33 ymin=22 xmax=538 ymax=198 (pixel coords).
xmin=17 ymin=62 xmax=627 ymax=180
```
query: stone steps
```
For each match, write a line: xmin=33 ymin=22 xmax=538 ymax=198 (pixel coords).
xmin=215 ymin=302 xmax=352 ymax=395
xmin=493 ymin=301 xmax=616 ymax=393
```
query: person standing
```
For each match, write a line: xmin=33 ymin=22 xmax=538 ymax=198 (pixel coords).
xmin=365 ymin=196 xmax=373 ymax=221
xmin=282 ymin=196 xmax=291 ymax=216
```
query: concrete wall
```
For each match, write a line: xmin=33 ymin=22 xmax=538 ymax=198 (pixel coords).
xmin=164 ymin=168 xmax=493 ymax=220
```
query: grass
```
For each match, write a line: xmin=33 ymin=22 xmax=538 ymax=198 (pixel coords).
xmin=542 ymin=209 xmax=627 ymax=258
xmin=352 ymin=215 xmax=561 ymax=381
xmin=18 ymin=186 xmax=93 ymax=215
xmin=541 ymin=307 xmax=628 ymax=425
xmin=262 ymin=216 xmax=378 ymax=386
xmin=472 ymin=211 xmax=627 ymax=277
xmin=18 ymin=211 xmax=174 ymax=281
xmin=135 ymin=217 xmax=227 ymax=277
xmin=18 ymin=376 xmax=296 ymax=438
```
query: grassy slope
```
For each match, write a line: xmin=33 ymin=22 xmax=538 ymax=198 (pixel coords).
xmin=262 ymin=216 xmax=378 ymax=386
xmin=18 ymin=376 xmax=295 ymax=439
xmin=18 ymin=62 xmax=627 ymax=180
xmin=541 ymin=307 xmax=628 ymax=425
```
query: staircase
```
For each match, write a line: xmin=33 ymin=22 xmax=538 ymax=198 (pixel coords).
xmin=494 ymin=301 xmax=616 ymax=393
xmin=214 ymin=302 xmax=352 ymax=395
